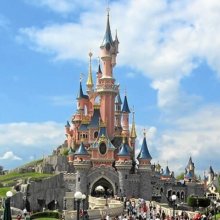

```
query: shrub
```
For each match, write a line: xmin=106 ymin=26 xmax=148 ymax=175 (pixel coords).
xmin=187 ymin=196 xmax=210 ymax=208
xmin=30 ymin=211 xmax=61 ymax=219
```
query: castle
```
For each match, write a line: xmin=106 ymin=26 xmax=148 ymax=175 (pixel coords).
xmin=60 ymin=11 xmax=204 ymax=202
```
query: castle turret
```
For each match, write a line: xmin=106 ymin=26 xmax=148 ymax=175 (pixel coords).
xmin=115 ymin=138 xmax=132 ymax=197
xmin=86 ymin=52 xmax=94 ymax=93
xmin=73 ymin=141 xmax=91 ymax=194
xmin=122 ymin=94 xmax=130 ymax=137
xmin=137 ymin=131 xmax=152 ymax=200
xmin=184 ymin=156 xmax=196 ymax=182
xmin=115 ymin=92 xmax=122 ymax=135
xmin=97 ymin=11 xmax=119 ymax=138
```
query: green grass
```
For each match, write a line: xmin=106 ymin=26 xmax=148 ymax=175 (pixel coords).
xmin=0 ymin=187 xmax=11 ymax=197
xmin=212 ymin=213 xmax=220 ymax=219
xmin=0 ymin=172 xmax=55 ymax=187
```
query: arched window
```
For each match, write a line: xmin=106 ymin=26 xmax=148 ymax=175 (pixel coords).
xmin=94 ymin=131 xmax=98 ymax=138
xmin=84 ymin=105 xmax=88 ymax=116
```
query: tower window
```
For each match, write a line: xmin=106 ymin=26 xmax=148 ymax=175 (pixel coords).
xmin=78 ymin=177 xmax=80 ymax=182
xmin=99 ymin=142 xmax=107 ymax=155
xmin=94 ymin=131 xmax=98 ymax=138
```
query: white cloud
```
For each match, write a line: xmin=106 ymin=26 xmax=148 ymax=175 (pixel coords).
xmin=25 ymin=0 xmax=102 ymax=14
xmin=152 ymin=105 xmax=220 ymax=174
xmin=0 ymin=151 xmax=22 ymax=161
xmin=0 ymin=121 xmax=64 ymax=147
xmin=18 ymin=0 xmax=220 ymax=111
xmin=0 ymin=121 xmax=65 ymax=169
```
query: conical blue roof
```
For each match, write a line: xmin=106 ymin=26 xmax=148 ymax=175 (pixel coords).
xmin=88 ymin=108 xmax=101 ymax=128
xmin=98 ymin=64 xmax=102 ymax=73
xmin=209 ymin=166 xmax=214 ymax=174
xmin=137 ymin=136 xmax=152 ymax=160
xmin=101 ymin=13 xmax=113 ymax=48
xmin=118 ymin=143 xmax=130 ymax=156
xmin=77 ymin=82 xmax=88 ymax=99
xmin=65 ymin=121 xmax=70 ymax=128
xmin=163 ymin=166 xmax=170 ymax=176
xmin=122 ymin=95 xmax=130 ymax=113
xmin=75 ymin=142 xmax=89 ymax=155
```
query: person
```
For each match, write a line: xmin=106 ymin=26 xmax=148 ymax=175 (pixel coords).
xmin=162 ymin=210 xmax=166 ymax=220
xmin=16 ymin=214 xmax=22 ymax=220
xmin=3 ymin=196 xmax=12 ymax=220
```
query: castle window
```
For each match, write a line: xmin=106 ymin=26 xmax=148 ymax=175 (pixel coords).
xmin=94 ymin=131 xmax=98 ymax=138
xmin=125 ymin=175 xmax=128 ymax=179
xmin=78 ymin=177 xmax=80 ymax=182
xmin=99 ymin=142 xmax=107 ymax=155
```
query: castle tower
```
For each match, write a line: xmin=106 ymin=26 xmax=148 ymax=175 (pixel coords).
xmin=77 ymin=80 xmax=89 ymax=117
xmin=121 ymin=94 xmax=130 ymax=137
xmin=184 ymin=156 xmax=196 ymax=182
xmin=86 ymin=51 xmax=94 ymax=93
xmin=207 ymin=166 xmax=215 ymax=184
xmin=115 ymin=138 xmax=132 ymax=197
xmin=137 ymin=131 xmax=152 ymax=200
xmin=115 ymin=92 xmax=122 ymax=135
xmin=73 ymin=141 xmax=91 ymax=194
xmin=97 ymin=11 xmax=119 ymax=139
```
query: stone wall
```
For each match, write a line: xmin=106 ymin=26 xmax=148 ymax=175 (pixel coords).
xmin=11 ymin=173 xmax=66 ymax=212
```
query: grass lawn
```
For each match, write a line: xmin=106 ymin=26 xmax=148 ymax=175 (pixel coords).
xmin=0 ymin=186 xmax=12 ymax=197
xmin=0 ymin=172 xmax=54 ymax=186
xmin=212 ymin=213 xmax=220 ymax=219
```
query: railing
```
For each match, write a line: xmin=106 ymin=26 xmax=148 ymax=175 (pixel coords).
xmin=64 ymin=196 xmax=123 ymax=220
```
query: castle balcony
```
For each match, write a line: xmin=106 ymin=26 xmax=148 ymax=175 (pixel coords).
xmin=96 ymin=84 xmax=119 ymax=94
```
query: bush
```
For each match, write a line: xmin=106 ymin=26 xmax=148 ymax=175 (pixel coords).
xmin=187 ymin=196 xmax=210 ymax=208
xmin=30 ymin=211 xmax=61 ymax=219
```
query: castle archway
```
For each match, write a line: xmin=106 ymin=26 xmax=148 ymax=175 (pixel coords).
xmin=91 ymin=177 xmax=114 ymax=197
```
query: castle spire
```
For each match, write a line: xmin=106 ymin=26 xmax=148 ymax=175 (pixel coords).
xmin=137 ymin=130 xmax=152 ymax=160
xmin=86 ymin=51 xmax=94 ymax=89
xmin=101 ymin=8 xmax=113 ymax=49
xmin=130 ymin=108 xmax=137 ymax=139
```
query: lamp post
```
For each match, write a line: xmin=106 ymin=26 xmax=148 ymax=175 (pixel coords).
xmin=213 ymin=201 xmax=217 ymax=220
xmin=171 ymin=194 xmax=177 ymax=220
xmin=74 ymin=191 xmax=83 ymax=220
xmin=64 ymin=198 xmax=67 ymax=210
xmin=3 ymin=191 xmax=13 ymax=220
xmin=82 ymin=194 xmax=86 ymax=220
xmin=54 ymin=200 xmax=57 ymax=211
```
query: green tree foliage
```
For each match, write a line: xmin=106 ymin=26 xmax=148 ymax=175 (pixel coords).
xmin=187 ymin=196 xmax=210 ymax=208
xmin=176 ymin=172 xmax=184 ymax=180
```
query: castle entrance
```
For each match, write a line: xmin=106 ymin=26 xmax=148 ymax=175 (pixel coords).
xmin=91 ymin=178 xmax=114 ymax=197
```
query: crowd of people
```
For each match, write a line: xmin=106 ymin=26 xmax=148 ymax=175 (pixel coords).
xmin=102 ymin=198 xmax=212 ymax=220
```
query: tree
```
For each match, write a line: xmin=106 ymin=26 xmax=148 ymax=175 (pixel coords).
xmin=176 ymin=172 xmax=184 ymax=180
xmin=0 ymin=165 xmax=3 ymax=174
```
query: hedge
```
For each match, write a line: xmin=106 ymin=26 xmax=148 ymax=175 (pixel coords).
xmin=30 ymin=211 xmax=61 ymax=220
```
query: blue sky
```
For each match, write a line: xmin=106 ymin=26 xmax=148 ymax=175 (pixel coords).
xmin=0 ymin=0 xmax=220 ymax=176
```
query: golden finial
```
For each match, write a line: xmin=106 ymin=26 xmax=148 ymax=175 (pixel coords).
xmin=122 ymin=135 xmax=126 ymax=144
xmin=86 ymin=51 xmax=94 ymax=87
xmin=130 ymin=106 xmax=137 ymax=139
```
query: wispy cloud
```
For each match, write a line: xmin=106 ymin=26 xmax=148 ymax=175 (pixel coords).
xmin=18 ymin=0 xmax=220 ymax=112
xmin=46 ymin=95 xmax=74 ymax=106
xmin=0 ymin=151 xmax=22 ymax=161
xmin=0 ymin=121 xmax=65 ymax=169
